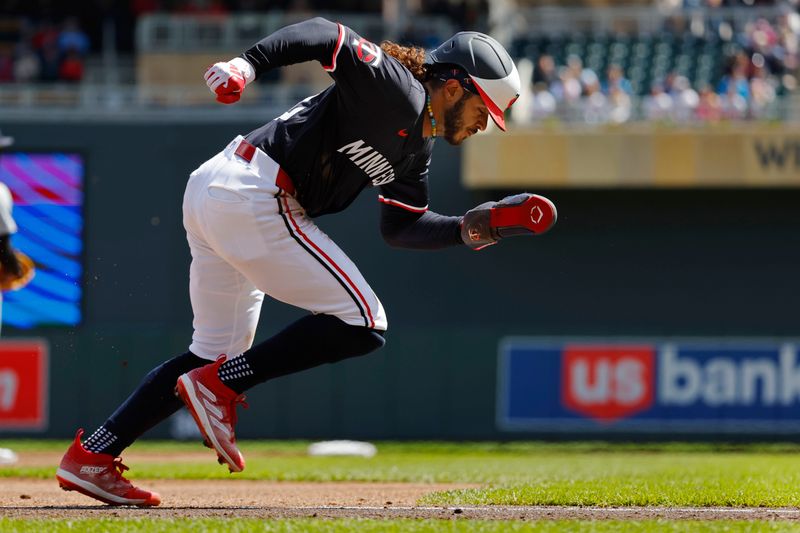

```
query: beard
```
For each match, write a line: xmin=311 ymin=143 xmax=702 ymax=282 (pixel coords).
xmin=443 ymin=92 xmax=471 ymax=145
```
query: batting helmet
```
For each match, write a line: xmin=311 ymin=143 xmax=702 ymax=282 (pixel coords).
xmin=426 ymin=32 xmax=520 ymax=131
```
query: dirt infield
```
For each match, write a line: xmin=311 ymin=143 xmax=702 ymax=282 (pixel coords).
xmin=2 ymin=479 xmax=800 ymax=521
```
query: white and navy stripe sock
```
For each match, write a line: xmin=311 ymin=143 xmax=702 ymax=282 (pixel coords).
xmin=218 ymin=356 xmax=254 ymax=385
xmin=83 ymin=426 xmax=118 ymax=454
xmin=212 ymin=315 xmax=385 ymax=395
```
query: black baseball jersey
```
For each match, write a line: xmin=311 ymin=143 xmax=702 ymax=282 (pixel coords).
xmin=243 ymin=17 xmax=433 ymax=219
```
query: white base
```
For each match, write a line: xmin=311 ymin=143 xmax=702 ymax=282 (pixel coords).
xmin=308 ymin=441 xmax=377 ymax=458
xmin=0 ymin=448 xmax=18 ymax=465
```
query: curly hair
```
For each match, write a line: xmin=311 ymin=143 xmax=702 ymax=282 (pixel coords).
xmin=380 ymin=41 xmax=428 ymax=82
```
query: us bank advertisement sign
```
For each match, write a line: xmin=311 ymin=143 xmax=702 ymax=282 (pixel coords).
xmin=497 ymin=338 xmax=800 ymax=433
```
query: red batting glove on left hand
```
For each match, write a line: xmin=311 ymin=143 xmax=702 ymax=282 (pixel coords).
xmin=204 ymin=59 xmax=252 ymax=104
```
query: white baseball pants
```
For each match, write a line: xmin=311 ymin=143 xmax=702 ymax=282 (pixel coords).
xmin=183 ymin=136 xmax=387 ymax=361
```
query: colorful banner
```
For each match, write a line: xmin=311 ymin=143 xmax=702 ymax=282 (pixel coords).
xmin=0 ymin=153 xmax=84 ymax=328
xmin=0 ymin=340 xmax=48 ymax=430
xmin=497 ymin=338 xmax=800 ymax=433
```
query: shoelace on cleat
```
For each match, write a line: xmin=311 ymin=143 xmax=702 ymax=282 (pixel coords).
xmin=110 ymin=458 xmax=133 ymax=485
xmin=226 ymin=394 xmax=248 ymax=429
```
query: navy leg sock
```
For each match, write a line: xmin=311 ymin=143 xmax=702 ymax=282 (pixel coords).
xmin=85 ymin=315 xmax=385 ymax=456
xmin=85 ymin=351 xmax=207 ymax=457
xmin=218 ymin=314 xmax=386 ymax=394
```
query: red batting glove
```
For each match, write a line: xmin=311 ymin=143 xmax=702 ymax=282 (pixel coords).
xmin=205 ymin=61 xmax=246 ymax=105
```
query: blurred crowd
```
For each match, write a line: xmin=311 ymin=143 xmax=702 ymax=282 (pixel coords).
xmin=0 ymin=17 xmax=89 ymax=83
xmin=129 ymin=0 xmax=485 ymax=24
xmin=0 ymin=0 xmax=483 ymax=85
xmin=673 ymin=0 xmax=782 ymax=8
xmin=2 ymin=0 xmax=798 ymax=124
xmin=521 ymin=10 xmax=800 ymax=124
xmin=0 ymin=0 xmax=485 ymax=54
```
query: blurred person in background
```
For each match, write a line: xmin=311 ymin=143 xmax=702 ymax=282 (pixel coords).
xmin=663 ymin=71 xmax=679 ymax=98
xmin=0 ymin=189 xmax=21 ymax=333
xmin=643 ymin=82 xmax=675 ymax=121
xmin=579 ymin=65 xmax=601 ymax=96
xmin=57 ymin=17 xmax=89 ymax=57
xmin=775 ymin=10 xmax=799 ymax=72
xmin=30 ymin=21 xmax=58 ymax=54
xmin=12 ymin=44 xmax=41 ymax=82
xmin=670 ymin=74 xmax=699 ymax=122
xmin=550 ymin=65 xmax=582 ymax=104
xmin=528 ymin=81 xmax=558 ymax=121
xmin=38 ymin=42 xmax=60 ymax=82
xmin=580 ymin=68 xmax=607 ymax=123
xmin=607 ymin=86 xmax=632 ymax=123
xmin=546 ymin=55 xmax=584 ymax=120
xmin=717 ymin=52 xmax=751 ymax=103
xmin=602 ymin=64 xmax=632 ymax=96
xmin=55 ymin=17 xmax=88 ymax=83
xmin=721 ymin=81 xmax=749 ymax=118
xmin=567 ymin=54 xmax=592 ymax=94
xmin=532 ymin=53 xmax=557 ymax=86
xmin=602 ymin=64 xmax=632 ymax=123
xmin=0 ymin=177 xmax=20 ymax=466
xmin=0 ymin=129 xmax=23 ymax=466
xmin=0 ymin=132 xmax=21 ymax=336
xmin=696 ymin=83 xmax=723 ymax=121
xmin=59 ymin=49 xmax=84 ymax=82
xmin=744 ymin=17 xmax=779 ymax=58
xmin=749 ymin=56 xmax=778 ymax=117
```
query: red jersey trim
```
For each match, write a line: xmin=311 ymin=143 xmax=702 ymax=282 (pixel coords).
xmin=323 ymin=23 xmax=345 ymax=72
xmin=378 ymin=195 xmax=428 ymax=213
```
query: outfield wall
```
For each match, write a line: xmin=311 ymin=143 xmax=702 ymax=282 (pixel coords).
xmin=2 ymin=120 xmax=800 ymax=440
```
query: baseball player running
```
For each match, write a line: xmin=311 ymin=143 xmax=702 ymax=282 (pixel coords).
xmin=56 ymin=17 xmax=556 ymax=506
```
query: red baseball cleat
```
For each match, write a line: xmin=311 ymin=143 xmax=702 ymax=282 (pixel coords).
xmin=175 ymin=355 xmax=247 ymax=472
xmin=491 ymin=193 xmax=557 ymax=237
xmin=56 ymin=429 xmax=161 ymax=506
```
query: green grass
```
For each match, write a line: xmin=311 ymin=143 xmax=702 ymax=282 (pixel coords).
xmin=0 ymin=519 xmax=797 ymax=533
xmin=5 ymin=440 xmax=800 ymax=507
xmin=7 ymin=439 xmax=800 ymax=454
xmin=417 ymin=452 xmax=800 ymax=507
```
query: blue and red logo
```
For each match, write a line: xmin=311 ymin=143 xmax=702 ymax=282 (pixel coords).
xmin=561 ymin=345 xmax=654 ymax=422
xmin=498 ymin=339 xmax=800 ymax=434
